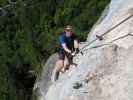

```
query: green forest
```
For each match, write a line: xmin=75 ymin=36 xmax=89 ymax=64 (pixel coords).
xmin=0 ymin=0 xmax=109 ymax=99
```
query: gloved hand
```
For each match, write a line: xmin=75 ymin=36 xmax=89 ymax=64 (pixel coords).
xmin=70 ymin=48 xmax=80 ymax=56
xmin=71 ymin=51 xmax=76 ymax=56
xmin=68 ymin=48 xmax=79 ymax=57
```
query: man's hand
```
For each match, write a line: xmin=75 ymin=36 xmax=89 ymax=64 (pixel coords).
xmin=62 ymin=43 xmax=72 ymax=53
xmin=70 ymin=48 xmax=79 ymax=56
xmin=71 ymin=51 xmax=76 ymax=56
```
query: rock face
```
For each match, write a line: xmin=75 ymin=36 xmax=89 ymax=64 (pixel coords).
xmin=34 ymin=53 xmax=58 ymax=100
xmin=36 ymin=0 xmax=133 ymax=100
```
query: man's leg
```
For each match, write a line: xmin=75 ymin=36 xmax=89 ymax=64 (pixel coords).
xmin=52 ymin=60 xmax=64 ymax=82
xmin=52 ymin=51 xmax=65 ymax=82
xmin=62 ymin=52 xmax=74 ymax=72
xmin=62 ymin=56 xmax=70 ymax=72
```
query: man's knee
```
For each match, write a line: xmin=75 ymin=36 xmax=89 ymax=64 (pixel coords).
xmin=56 ymin=60 xmax=64 ymax=71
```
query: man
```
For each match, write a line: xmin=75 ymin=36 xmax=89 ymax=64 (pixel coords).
xmin=52 ymin=25 xmax=79 ymax=82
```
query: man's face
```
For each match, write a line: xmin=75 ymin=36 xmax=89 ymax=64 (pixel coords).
xmin=65 ymin=30 xmax=72 ymax=37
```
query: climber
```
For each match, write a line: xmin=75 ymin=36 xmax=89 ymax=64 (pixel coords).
xmin=52 ymin=25 xmax=80 ymax=82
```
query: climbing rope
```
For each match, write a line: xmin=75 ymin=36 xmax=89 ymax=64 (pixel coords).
xmin=79 ymin=14 xmax=133 ymax=55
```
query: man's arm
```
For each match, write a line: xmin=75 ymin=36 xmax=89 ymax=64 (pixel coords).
xmin=74 ymin=40 xmax=79 ymax=49
xmin=72 ymin=33 xmax=79 ymax=49
xmin=62 ymin=43 xmax=71 ymax=53
xmin=60 ymin=34 xmax=71 ymax=53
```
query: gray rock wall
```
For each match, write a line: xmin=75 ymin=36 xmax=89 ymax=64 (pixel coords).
xmin=37 ymin=0 xmax=133 ymax=100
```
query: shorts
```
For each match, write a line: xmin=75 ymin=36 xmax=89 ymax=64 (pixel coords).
xmin=58 ymin=50 xmax=66 ymax=60
xmin=58 ymin=49 xmax=72 ymax=60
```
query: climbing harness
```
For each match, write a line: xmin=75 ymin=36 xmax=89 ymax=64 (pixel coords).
xmin=79 ymin=14 xmax=133 ymax=55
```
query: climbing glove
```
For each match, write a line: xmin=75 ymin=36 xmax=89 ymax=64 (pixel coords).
xmin=71 ymin=48 xmax=79 ymax=56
